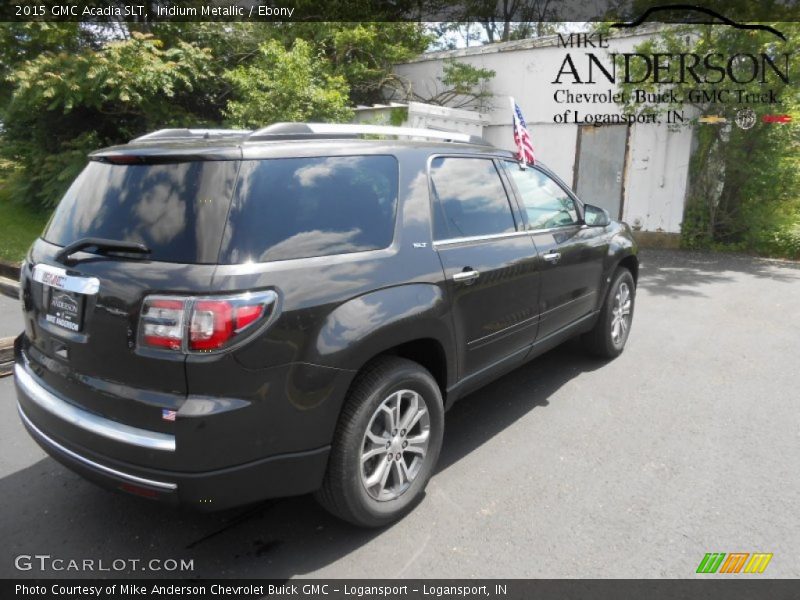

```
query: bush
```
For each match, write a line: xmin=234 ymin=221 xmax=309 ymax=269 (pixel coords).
xmin=742 ymin=197 xmax=800 ymax=259
xmin=224 ymin=39 xmax=352 ymax=128
xmin=1 ymin=32 xmax=214 ymax=209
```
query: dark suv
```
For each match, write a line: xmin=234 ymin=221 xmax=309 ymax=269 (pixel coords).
xmin=14 ymin=123 xmax=637 ymax=527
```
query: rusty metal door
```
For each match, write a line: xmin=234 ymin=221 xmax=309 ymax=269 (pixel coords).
xmin=574 ymin=125 xmax=628 ymax=219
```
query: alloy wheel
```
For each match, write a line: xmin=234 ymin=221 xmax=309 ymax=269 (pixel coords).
xmin=360 ymin=389 xmax=431 ymax=501
xmin=610 ymin=281 xmax=632 ymax=345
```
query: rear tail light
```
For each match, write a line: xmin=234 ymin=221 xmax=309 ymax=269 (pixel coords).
xmin=139 ymin=291 xmax=277 ymax=353
xmin=141 ymin=299 xmax=185 ymax=350
xmin=189 ymin=300 xmax=234 ymax=351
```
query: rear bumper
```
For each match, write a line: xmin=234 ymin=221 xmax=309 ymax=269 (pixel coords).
xmin=18 ymin=405 xmax=177 ymax=494
xmin=14 ymin=360 xmax=175 ymax=452
xmin=14 ymin=354 xmax=332 ymax=510
xmin=17 ymin=400 xmax=330 ymax=509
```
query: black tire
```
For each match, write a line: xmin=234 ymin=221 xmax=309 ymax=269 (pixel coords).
xmin=584 ymin=267 xmax=636 ymax=359
xmin=315 ymin=356 xmax=444 ymax=528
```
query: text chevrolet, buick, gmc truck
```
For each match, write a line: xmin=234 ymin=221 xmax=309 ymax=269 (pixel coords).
xmin=14 ymin=123 xmax=637 ymax=526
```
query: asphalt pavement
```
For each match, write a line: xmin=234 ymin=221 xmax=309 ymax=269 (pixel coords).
xmin=1 ymin=249 xmax=798 ymax=579
xmin=0 ymin=293 xmax=23 ymax=340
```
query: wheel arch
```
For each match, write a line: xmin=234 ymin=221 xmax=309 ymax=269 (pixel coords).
xmin=370 ymin=338 xmax=449 ymax=401
xmin=617 ymin=253 xmax=639 ymax=284
xmin=594 ymin=229 xmax=638 ymax=312
xmin=312 ymin=282 xmax=455 ymax=395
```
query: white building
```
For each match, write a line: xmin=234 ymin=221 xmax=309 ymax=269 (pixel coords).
xmin=392 ymin=28 xmax=696 ymax=244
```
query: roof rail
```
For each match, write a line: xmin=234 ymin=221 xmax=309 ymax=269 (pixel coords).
xmin=131 ymin=128 xmax=250 ymax=142
xmin=248 ymin=122 xmax=489 ymax=145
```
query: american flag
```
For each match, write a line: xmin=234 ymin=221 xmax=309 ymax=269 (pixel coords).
xmin=511 ymin=98 xmax=535 ymax=164
xmin=162 ymin=409 xmax=177 ymax=422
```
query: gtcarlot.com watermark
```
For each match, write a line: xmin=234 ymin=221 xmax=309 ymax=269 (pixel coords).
xmin=14 ymin=554 xmax=194 ymax=573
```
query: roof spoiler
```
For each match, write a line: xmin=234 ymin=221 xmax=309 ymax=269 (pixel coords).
xmin=130 ymin=128 xmax=251 ymax=142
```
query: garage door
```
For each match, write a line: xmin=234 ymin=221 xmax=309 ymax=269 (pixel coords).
xmin=574 ymin=124 xmax=629 ymax=220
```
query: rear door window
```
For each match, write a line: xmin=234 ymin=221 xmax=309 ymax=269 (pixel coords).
xmin=429 ymin=157 xmax=517 ymax=240
xmin=44 ymin=160 xmax=238 ymax=264
xmin=220 ymin=155 xmax=398 ymax=263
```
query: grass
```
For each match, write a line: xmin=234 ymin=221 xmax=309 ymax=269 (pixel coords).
xmin=0 ymin=182 xmax=51 ymax=264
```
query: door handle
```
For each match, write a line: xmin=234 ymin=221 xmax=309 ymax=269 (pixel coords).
xmin=543 ymin=252 xmax=561 ymax=264
xmin=452 ymin=269 xmax=480 ymax=284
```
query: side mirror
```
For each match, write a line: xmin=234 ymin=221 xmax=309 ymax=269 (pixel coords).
xmin=583 ymin=204 xmax=610 ymax=227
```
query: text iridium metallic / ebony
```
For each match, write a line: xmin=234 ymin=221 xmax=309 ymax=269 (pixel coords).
xmin=14 ymin=124 xmax=638 ymax=526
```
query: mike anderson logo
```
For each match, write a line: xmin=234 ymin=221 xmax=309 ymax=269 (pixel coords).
xmin=696 ymin=552 xmax=773 ymax=574
xmin=551 ymin=33 xmax=790 ymax=86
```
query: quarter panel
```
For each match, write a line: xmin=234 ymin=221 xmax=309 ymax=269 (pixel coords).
xmin=311 ymin=283 xmax=454 ymax=372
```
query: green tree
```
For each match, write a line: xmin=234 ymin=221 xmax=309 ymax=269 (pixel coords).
xmin=152 ymin=22 xmax=430 ymax=107
xmin=395 ymin=59 xmax=496 ymax=111
xmin=326 ymin=23 xmax=431 ymax=105
xmin=614 ymin=23 xmax=800 ymax=258
xmin=440 ymin=0 xmax=561 ymax=44
xmin=223 ymin=38 xmax=353 ymax=128
xmin=0 ymin=23 xmax=431 ymax=211
xmin=0 ymin=22 xmax=93 ymax=108
xmin=3 ymin=32 xmax=213 ymax=208
xmin=261 ymin=23 xmax=431 ymax=106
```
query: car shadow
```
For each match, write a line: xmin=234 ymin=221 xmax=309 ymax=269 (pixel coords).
xmin=0 ymin=344 xmax=606 ymax=580
xmin=436 ymin=341 xmax=605 ymax=473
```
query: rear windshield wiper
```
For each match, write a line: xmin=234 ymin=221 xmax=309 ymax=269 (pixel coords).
xmin=55 ymin=237 xmax=151 ymax=263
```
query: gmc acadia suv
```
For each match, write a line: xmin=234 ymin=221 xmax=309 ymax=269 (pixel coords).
xmin=14 ymin=123 xmax=638 ymax=527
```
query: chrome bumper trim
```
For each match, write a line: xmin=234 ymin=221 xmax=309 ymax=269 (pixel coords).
xmin=18 ymin=404 xmax=177 ymax=491
xmin=14 ymin=361 xmax=176 ymax=452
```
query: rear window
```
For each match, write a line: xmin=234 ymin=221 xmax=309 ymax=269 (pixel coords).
xmin=44 ymin=161 xmax=238 ymax=264
xmin=219 ymin=155 xmax=398 ymax=263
